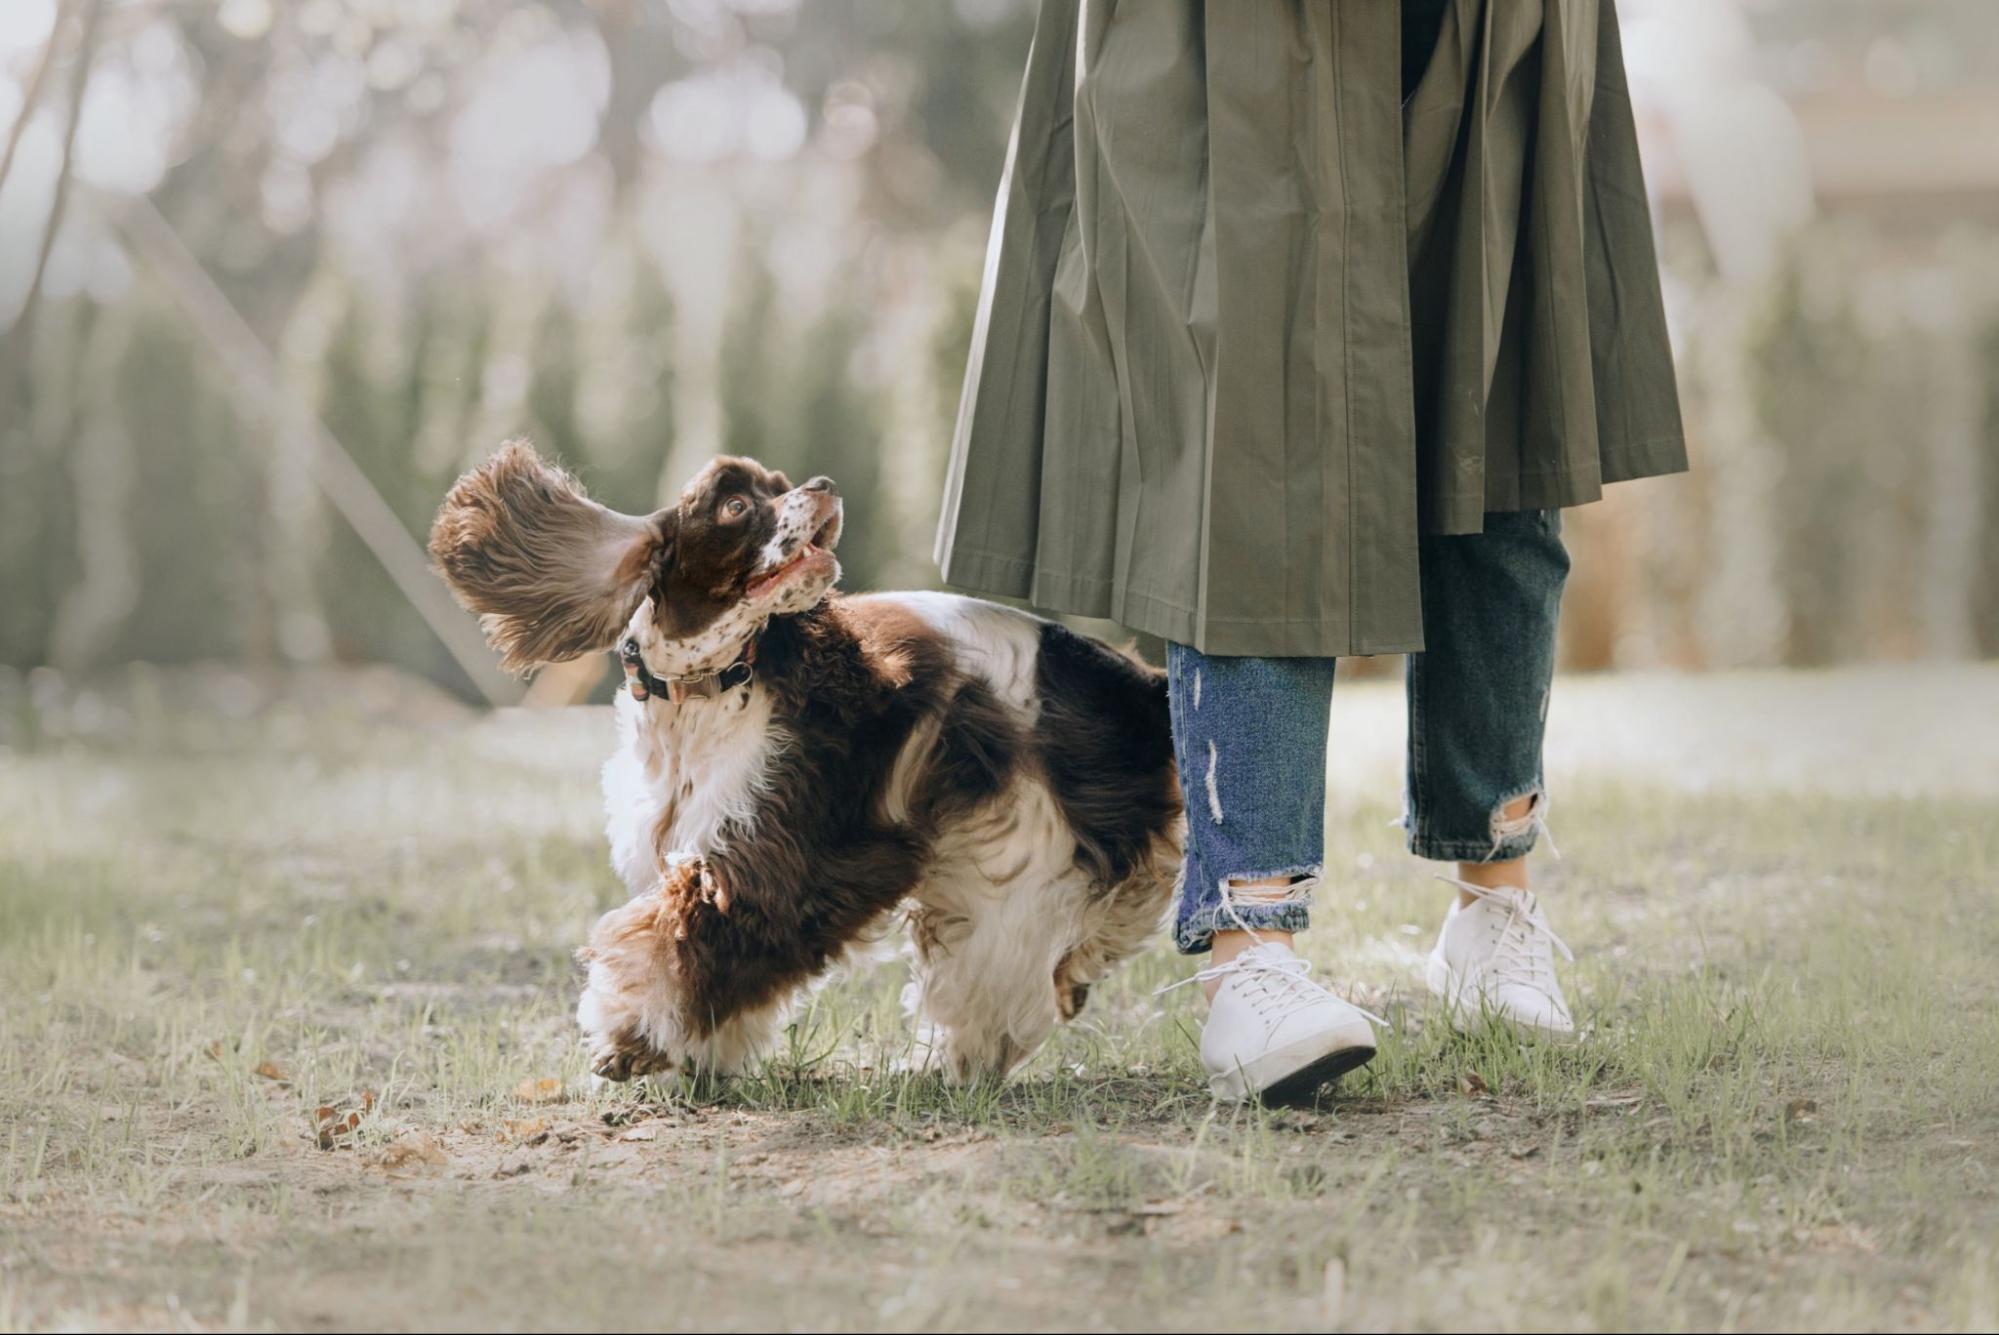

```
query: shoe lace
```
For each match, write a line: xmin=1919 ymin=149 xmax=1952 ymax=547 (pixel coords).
xmin=1437 ymin=876 xmax=1573 ymax=995
xmin=1157 ymin=950 xmax=1387 ymax=1029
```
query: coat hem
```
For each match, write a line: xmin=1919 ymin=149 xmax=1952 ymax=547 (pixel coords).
xmin=939 ymin=545 xmax=1427 ymax=659
xmin=1428 ymin=432 xmax=1689 ymax=532
xmin=1599 ymin=432 xmax=1690 ymax=485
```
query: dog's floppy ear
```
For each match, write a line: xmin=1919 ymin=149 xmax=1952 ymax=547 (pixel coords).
xmin=428 ymin=440 xmax=673 ymax=674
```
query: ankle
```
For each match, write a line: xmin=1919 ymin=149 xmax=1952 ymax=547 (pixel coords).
xmin=1449 ymin=792 xmax=1547 ymax=904
xmin=1452 ymin=860 xmax=1528 ymax=907
xmin=1204 ymin=929 xmax=1291 ymax=1001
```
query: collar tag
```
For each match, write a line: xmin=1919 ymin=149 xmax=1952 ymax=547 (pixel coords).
xmin=621 ymin=636 xmax=755 ymax=706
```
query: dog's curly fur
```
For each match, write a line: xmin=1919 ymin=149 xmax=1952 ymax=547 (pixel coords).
xmin=428 ymin=441 xmax=668 ymax=674
xmin=431 ymin=442 xmax=1184 ymax=1082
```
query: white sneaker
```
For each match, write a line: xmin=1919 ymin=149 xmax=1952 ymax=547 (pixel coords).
xmin=1425 ymin=877 xmax=1576 ymax=1037
xmin=1177 ymin=942 xmax=1382 ymax=1103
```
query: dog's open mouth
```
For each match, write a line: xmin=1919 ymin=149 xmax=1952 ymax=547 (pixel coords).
xmin=747 ymin=511 xmax=841 ymax=599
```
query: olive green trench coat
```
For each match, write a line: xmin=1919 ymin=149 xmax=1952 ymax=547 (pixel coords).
xmin=934 ymin=0 xmax=1688 ymax=656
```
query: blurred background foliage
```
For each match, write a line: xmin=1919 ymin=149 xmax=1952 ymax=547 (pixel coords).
xmin=0 ymin=0 xmax=1994 ymax=705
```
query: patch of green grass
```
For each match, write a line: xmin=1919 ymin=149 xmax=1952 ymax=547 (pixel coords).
xmin=0 ymin=700 xmax=1995 ymax=1331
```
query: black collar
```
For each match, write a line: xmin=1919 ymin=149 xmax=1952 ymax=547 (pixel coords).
xmin=620 ymin=635 xmax=756 ymax=705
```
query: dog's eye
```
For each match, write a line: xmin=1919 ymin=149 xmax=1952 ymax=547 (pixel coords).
xmin=721 ymin=496 xmax=749 ymax=521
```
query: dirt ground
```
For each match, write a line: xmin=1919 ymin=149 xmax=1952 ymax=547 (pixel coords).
xmin=2 ymin=663 xmax=1996 ymax=1331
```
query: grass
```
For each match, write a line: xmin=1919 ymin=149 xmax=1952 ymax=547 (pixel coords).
xmin=1 ymin=674 xmax=1996 ymax=1331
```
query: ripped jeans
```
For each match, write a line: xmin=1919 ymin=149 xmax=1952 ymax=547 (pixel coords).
xmin=1168 ymin=509 xmax=1569 ymax=954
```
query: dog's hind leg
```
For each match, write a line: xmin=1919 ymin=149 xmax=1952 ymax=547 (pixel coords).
xmin=906 ymin=867 xmax=1092 ymax=1082
xmin=1050 ymin=832 xmax=1182 ymax=1021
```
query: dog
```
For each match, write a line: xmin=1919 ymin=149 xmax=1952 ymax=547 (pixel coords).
xmin=428 ymin=442 xmax=1184 ymax=1082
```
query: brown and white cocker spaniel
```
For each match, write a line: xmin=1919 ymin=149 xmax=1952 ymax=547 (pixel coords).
xmin=429 ymin=443 xmax=1183 ymax=1082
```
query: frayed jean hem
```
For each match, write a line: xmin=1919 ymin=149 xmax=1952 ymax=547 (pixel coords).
xmin=1174 ymin=903 xmax=1314 ymax=955
xmin=1172 ymin=864 xmax=1320 ymax=955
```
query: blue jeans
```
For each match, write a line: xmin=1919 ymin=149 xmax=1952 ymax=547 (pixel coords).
xmin=1169 ymin=510 xmax=1569 ymax=954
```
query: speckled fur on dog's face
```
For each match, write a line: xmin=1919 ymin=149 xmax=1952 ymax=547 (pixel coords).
xmin=427 ymin=443 xmax=842 ymax=680
xmin=637 ymin=456 xmax=844 ymax=677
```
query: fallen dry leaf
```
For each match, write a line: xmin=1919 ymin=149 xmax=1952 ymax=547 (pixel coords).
xmin=502 ymin=1117 xmax=548 ymax=1143
xmin=313 ymin=1107 xmax=364 ymax=1150
xmin=371 ymin=1132 xmax=449 ymax=1175
xmin=514 ymin=1077 xmax=565 ymax=1104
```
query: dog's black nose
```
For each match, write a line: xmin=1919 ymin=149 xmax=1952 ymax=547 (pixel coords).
xmin=801 ymin=476 xmax=838 ymax=497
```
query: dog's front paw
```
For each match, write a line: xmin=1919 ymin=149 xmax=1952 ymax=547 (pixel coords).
xmin=587 ymin=1025 xmax=674 ymax=1083
xmin=575 ymin=885 xmax=689 ymax=1083
xmin=572 ymin=856 xmax=782 ymax=1086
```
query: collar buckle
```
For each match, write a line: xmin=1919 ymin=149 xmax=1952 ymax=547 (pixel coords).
xmin=620 ymin=636 xmax=756 ymax=705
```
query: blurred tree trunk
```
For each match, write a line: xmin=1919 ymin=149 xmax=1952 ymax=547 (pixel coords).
xmin=1974 ymin=325 xmax=1999 ymax=658
xmin=6 ymin=0 xmax=103 ymax=359
xmin=1558 ymin=504 xmax=1626 ymax=672
xmin=266 ymin=264 xmax=348 ymax=666
xmin=1693 ymin=287 xmax=1788 ymax=670
xmin=464 ymin=267 xmax=554 ymax=469
xmin=0 ymin=3 xmax=62 ymax=193
xmin=873 ymin=243 xmax=950 ymax=591
xmin=652 ymin=177 xmax=739 ymax=503
xmin=1920 ymin=323 xmax=1982 ymax=659
xmin=0 ymin=302 xmax=86 ymax=667
xmin=591 ymin=0 xmax=657 ymax=207
xmin=47 ymin=301 xmax=139 ymax=672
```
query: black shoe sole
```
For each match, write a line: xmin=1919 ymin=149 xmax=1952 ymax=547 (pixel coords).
xmin=1255 ymin=1044 xmax=1377 ymax=1107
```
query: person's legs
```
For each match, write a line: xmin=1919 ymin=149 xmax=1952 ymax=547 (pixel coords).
xmin=1403 ymin=507 xmax=1568 ymax=864
xmin=1168 ymin=644 xmax=1335 ymax=956
xmin=1403 ymin=508 xmax=1576 ymax=1033
xmin=1166 ymin=643 xmax=1380 ymax=1101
